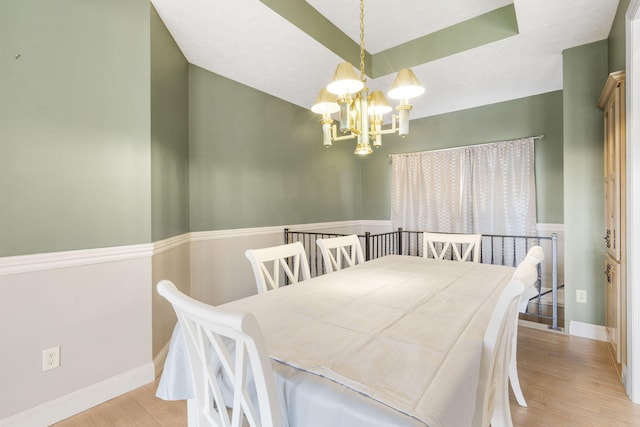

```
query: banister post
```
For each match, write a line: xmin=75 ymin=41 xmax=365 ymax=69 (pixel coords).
xmin=365 ymin=232 xmax=371 ymax=261
xmin=550 ymin=233 xmax=560 ymax=330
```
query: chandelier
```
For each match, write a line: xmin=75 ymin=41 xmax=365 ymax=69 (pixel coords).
xmin=311 ymin=0 xmax=425 ymax=155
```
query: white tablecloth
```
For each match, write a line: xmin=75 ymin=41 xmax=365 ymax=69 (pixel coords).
xmin=157 ymin=255 xmax=514 ymax=427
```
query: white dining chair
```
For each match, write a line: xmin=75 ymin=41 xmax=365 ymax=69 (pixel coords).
xmin=473 ymin=279 xmax=525 ymax=427
xmin=316 ymin=234 xmax=365 ymax=273
xmin=522 ymin=245 xmax=544 ymax=266
xmin=156 ymin=280 xmax=284 ymax=427
xmin=245 ymin=242 xmax=311 ymax=293
xmin=509 ymin=245 xmax=545 ymax=407
xmin=423 ymin=232 xmax=482 ymax=263
xmin=517 ymin=245 xmax=545 ymax=313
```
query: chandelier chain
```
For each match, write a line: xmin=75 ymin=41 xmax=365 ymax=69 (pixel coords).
xmin=359 ymin=0 xmax=365 ymax=81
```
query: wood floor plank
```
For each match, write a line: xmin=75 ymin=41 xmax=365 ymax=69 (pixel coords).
xmin=53 ymin=325 xmax=640 ymax=426
xmin=130 ymin=380 xmax=186 ymax=426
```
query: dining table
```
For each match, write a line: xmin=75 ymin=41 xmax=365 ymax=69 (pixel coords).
xmin=156 ymin=254 xmax=516 ymax=427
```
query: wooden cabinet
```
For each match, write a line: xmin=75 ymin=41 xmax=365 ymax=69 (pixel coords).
xmin=598 ymin=71 xmax=626 ymax=368
xmin=605 ymin=254 xmax=621 ymax=361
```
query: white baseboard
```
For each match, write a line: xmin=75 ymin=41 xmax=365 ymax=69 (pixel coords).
xmin=0 ymin=363 xmax=155 ymax=427
xmin=568 ymin=320 xmax=608 ymax=341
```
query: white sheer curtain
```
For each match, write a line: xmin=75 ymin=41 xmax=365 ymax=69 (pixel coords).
xmin=391 ymin=137 xmax=537 ymax=238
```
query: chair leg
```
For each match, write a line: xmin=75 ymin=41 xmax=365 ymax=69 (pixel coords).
xmin=509 ymin=352 xmax=528 ymax=407
xmin=491 ymin=375 xmax=515 ymax=427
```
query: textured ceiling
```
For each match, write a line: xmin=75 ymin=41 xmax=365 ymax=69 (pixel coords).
xmin=150 ymin=0 xmax=619 ymax=120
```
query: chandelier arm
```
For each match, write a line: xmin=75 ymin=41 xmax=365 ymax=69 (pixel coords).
xmin=375 ymin=116 xmax=399 ymax=135
xmin=332 ymin=133 xmax=358 ymax=142
xmin=325 ymin=122 xmax=357 ymax=142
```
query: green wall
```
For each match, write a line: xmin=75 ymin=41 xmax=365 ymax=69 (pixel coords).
xmin=150 ymin=5 xmax=190 ymax=241
xmin=0 ymin=0 xmax=616 ymax=277
xmin=359 ymin=91 xmax=564 ymax=224
xmin=0 ymin=0 xmax=152 ymax=257
xmin=609 ymin=0 xmax=630 ymax=72
xmin=188 ymin=65 xmax=362 ymax=231
xmin=563 ymin=40 xmax=608 ymax=326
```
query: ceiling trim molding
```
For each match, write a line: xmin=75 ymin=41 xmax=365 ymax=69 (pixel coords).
xmin=259 ymin=1 xmax=518 ymax=79
xmin=372 ymin=4 xmax=520 ymax=77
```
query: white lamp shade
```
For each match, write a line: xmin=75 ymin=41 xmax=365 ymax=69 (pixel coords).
xmin=387 ymin=68 xmax=425 ymax=100
xmin=369 ymin=91 xmax=392 ymax=115
xmin=311 ymin=88 xmax=340 ymax=114
xmin=327 ymin=62 xmax=364 ymax=95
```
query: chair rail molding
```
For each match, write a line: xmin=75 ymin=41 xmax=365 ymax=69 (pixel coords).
xmin=0 ymin=243 xmax=154 ymax=276
xmin=0 ymin=222 xmax=563 ymax=277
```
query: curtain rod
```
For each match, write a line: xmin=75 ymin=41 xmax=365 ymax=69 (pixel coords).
xmin=387 ymin=134 xmax=544 ymax=159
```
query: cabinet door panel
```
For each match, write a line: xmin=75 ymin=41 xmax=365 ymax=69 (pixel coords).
xmin=605 ymin=255 xmax=621 ymax=363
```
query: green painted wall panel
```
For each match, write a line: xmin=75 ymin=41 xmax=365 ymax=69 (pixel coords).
xmin=373 ymin=5 xmax=519 ymax=76
xmin=188 ymin=65 xmax=362 ymax=231
xmin=608 ymin=0 xmax=630 ymax=72
xmin=150 ymin=5 xmax=190 ymax=241
xmin=0 ymin=0 xmax=151 ymax=257
xmin=563 ymin=40 xmax=608 ymax=327
xmin=359 ymin=92 xmax=564 ymax=224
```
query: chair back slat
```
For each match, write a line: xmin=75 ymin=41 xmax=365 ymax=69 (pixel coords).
xmin=246 ymin=242 xmax=311 ymax=293
xmin=316 ymin=235 xmax=365 ymax=273
xmin=423 ymin=232 xmax=482 ymax=263
xmin=157 ymin=280 xmax=284 ymax=427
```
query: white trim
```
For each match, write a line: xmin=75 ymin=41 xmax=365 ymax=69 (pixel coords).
xmin=0 ymin=221 xmax=383 ymax=276
xmin=0 ymin=363 xmax=154 ymax=427
xmin=568 ymin=320 xmax=608 ymax=342
xmin=358 ymin=220 xmax=393 ymax=228
xmin=626 ymin=0 xmax=640 ymax=403
xmin=535 ymin=223 xmax=564 ymax=234
xmin=153 ymin=233 xmax=190 ymax=255
xmin=286 ymin=220 xmax=366 ymax=231
xmin=0 ymin=243 xmax=153 ymax=276
xmin=190 ymin=226 xmax=283 ymax=241
xmin=190 ymin=220 xmax=366 ymax=241
xmin=0 ymin=221 xmax=563 ymax=276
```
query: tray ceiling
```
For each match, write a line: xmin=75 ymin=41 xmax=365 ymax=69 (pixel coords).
xmin=150 ymin=0 xmax=619 ymax=120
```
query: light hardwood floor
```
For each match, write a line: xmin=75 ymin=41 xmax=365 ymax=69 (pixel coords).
xmin=54 ymin=325 xmax=640 ymax=426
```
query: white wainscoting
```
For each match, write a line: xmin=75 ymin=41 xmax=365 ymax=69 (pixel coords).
xmin=188 ymin=220 xmax=384 ymax=306
xmin=152 ymin=234 xmax=191 ymax=376
xmin=0 ymin=247 xmax=154 ymax=426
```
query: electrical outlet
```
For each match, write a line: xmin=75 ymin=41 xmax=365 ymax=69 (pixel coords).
xmin=576 ymin=289 xmax=588 ymax=304
xmin=42 ymin=346 xmax=60 ymax=371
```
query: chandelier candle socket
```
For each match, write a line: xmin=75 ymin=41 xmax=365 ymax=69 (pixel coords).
xmin=310 ymin=0 xmax=424 ymax=155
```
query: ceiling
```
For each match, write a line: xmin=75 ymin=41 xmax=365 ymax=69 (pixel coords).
xmin=149 ymin=0 xmax=619 ymax=121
